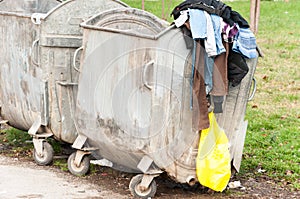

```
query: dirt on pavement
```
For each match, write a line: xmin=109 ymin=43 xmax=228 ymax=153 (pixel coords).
xmin=84 ymin=163 xmax=300 ymax=199
xmin=0 ymin=123 xmax=299 ymax=199
xmin=0 ymin=152 xmax=299 ymax=199
xmin=0 ymin=155 xmax=127 ymax=199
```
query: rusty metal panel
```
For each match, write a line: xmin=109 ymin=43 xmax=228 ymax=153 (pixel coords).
xmin=0 ymin=0 xmax=59 ymax=130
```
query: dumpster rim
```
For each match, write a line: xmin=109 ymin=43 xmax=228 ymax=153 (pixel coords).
xmin=0 ymin=0 xmax=61 ymax=17
xmin=80 ymin=7 xmax=173 ymax=40
xmin=0 ymin=11 xmax=32 ymax=18
xmin=40 ymin=0 xmax=130 ymax=22
xmin=81 ymin=23 xmax=175 ymax=40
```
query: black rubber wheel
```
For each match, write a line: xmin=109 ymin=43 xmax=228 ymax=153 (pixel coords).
xmin=33 ymin=141 xmax=54 ymax=166
xmin=67 ymin=152 xmax=90 ymax=176
xmin=129 ymin=174 xmax=157 ymax=199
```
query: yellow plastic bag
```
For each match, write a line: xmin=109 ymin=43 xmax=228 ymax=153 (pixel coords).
xmin=196 ymin=112 xmax=231 ymax=192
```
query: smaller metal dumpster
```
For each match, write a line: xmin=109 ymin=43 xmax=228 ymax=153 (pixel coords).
xmin=29 ymin=0 xmax=129 ymax=165
xmin=0 ymin=0 xmax=59 ymax=131
xmin=0 ymin=0 xmax=128 ymax=166
xmin=0 ymin=0 xmax=60 ymax=165
xmin=70 ymin=7 xmax=258 ymax=198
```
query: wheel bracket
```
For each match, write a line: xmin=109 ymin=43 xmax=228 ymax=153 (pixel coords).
xmin=74 ymin=150 xmax=91 ymax=167
xmin=139 ymin=174 xmax=159 ymax=192
xmin=33 ymin=138 xmax=44 ymax=156
xmin=72 ymin=134 xmax=87 ymax=150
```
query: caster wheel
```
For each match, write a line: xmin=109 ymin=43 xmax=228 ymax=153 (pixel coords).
xmin=33 ymin=142 xmax=54 ymax=166
xmin=67 ymin=152 xmax=90 ymax=176
xmin=129 ymin=174 xmax=157 ymax=199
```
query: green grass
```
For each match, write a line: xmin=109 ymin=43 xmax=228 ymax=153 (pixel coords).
xmin=243 ymin=109 xmax=300 ymax=189
xmin=123 ymin=0 xmax=182 ymax=21
xmin=53 ymin=159 xmax=69 ymax=172
xmin=225 ymin=0 xmax=300 ymax=190
xmin=0 ymin=128 xmax=31 ymax=147
xmin=124 ymin=0 xmax=300 ymax=189
xmin=0 ymin=128 xmax=32 ymax=158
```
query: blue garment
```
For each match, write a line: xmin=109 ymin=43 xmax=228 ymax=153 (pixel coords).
xmin=190 ymin=42 xmax=215 ymax=109
xmin=189 ymin=9 xmax=206 ymax=109
xmin=233 ymin=27 xmax=257 ymax=59
xmin=189 ymin=9 xmax=225 ymax=57
xmin=204 ymin=52 xmax=214 ymax=94
xmin=211 ymin=14 xmax=226 ymax=55
xmin=189 ymin=9 xmax=206 ymax=39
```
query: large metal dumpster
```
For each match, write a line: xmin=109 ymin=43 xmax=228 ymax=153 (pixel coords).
xmin=0 ymin=0 xmax=128 ymax=165
xmin=70 ymin=7 xmax=258 ymax=198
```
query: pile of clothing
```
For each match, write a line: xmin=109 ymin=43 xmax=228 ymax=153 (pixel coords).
xmin=171 ymin=0 xmax=257 ymax=130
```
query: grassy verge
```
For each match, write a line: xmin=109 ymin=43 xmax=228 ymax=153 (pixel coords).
xmin=123 ymin=0 xmax=182 ymax=21
xmin=226 ymin=0 xmax=300 ymax=190
xmin=0 ymin=127 xmax=32 ymax=157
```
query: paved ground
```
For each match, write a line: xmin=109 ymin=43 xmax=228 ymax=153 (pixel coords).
xmin=0 ymin=155 xmax=126 ymax=199
xmin=0 ymin=154 xmax=299 ymax=199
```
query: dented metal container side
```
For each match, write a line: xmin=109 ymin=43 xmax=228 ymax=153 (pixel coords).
xmin=76 ymin=7 xmax=257 ymax=184
xmin=215 ymin=56 xmax=258 ymax=171
xmin=76 ymin=8 xmax=198 ymax=182
xmin=0 ymin=0 xmax=59 ymax=130
xmin=38 ymin=0 xmax=128 ymax=143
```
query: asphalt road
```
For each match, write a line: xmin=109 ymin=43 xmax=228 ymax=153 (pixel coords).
xmin=0 ymin=155 xmax=126 ymax=199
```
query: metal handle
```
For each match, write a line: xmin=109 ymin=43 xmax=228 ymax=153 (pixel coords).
xmin=31 ymin=13 xmax=47 ymax=25
xmin=31 ymin=39 xmax=39 ymax=66
xmin=142 ymin=60 xmax=154 ymax=90
xmin=248 ymin=77 xmax=257 ymax=101
xmin=73 ymin=46 xmax=83 ymax=72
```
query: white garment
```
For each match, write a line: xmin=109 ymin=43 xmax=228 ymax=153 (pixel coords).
xmin=174 ymin=10 xmax=189 ymax=27
xmin=204 ymin=11 xmax=217 ymax=57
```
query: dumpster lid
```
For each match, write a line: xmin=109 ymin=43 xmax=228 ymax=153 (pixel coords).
xmin=80 ymin=8 xmax=172 ymax=40
xmin=0 ymin=0 xmax=60 ymax=16
xmin=41 ymin=0 xmax=129 ymax=21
